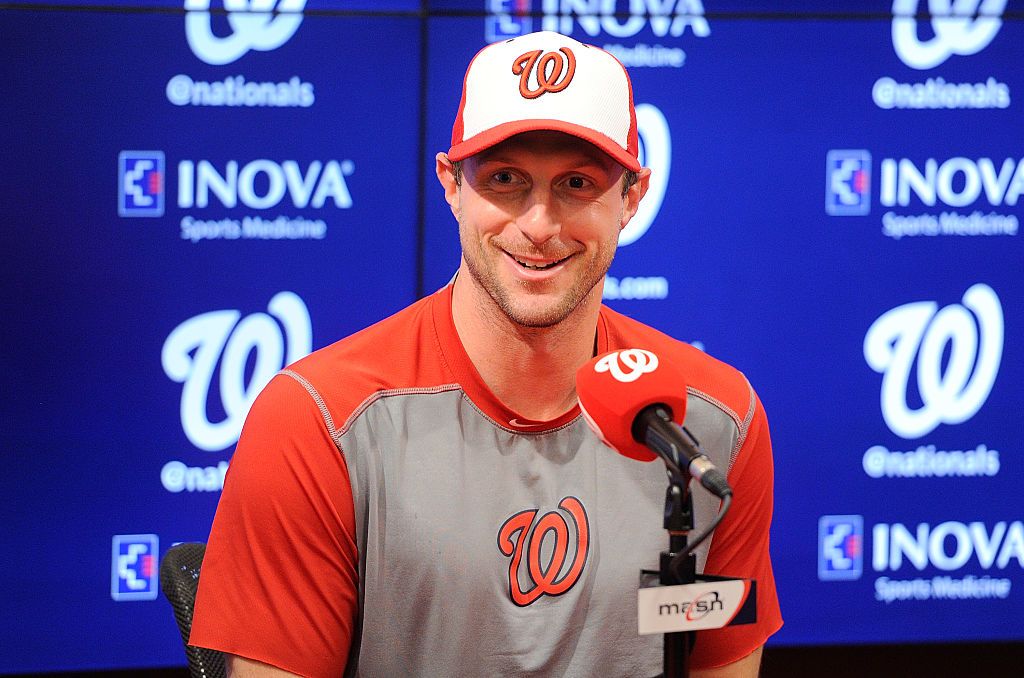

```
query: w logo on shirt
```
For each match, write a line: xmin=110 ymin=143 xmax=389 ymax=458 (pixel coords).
xmin=497 ymin=496 xmax=590 ymax=606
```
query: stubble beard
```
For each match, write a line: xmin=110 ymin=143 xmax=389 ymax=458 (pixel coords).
xmin=458 ymin=215 xmax=617 ymax=329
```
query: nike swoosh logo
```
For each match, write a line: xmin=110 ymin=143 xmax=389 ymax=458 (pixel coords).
xmin=508 ymin=418 xmax=546 ymax=428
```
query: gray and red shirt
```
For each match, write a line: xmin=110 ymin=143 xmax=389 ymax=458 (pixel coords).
xmin=192 ymin=284 xmax=782 ymax=676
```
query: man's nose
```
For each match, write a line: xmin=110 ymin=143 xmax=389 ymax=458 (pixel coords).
xmin=515 ymin=190 xmax=560 ymax=245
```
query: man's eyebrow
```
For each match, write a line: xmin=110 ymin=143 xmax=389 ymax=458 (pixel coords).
xmin=470 ymin=156 xmax=518 ymax=168
xmin=472 ymin=154 xmax=616 ymax=173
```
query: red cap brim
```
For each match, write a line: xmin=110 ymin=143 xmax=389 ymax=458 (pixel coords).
xmin=448 ymin=119 xmax=641 ymax=173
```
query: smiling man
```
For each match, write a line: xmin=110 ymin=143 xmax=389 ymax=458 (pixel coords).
xmin=191 ymin=31 xmax=781 ymax=677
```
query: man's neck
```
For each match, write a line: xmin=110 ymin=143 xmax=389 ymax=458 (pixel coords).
xmin=451 ymin=270 xmax=602 ymax=422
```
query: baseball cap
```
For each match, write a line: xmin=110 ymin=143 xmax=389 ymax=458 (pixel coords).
xmin=448 ymin=31 xmax=640 ymax=172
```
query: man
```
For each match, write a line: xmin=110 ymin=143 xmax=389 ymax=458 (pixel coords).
xmin=191 ymin=31 xmax=781 ymax=677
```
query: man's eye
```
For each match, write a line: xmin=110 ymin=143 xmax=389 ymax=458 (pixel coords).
xmin=494 ymin=171 xmax=515 ymax=184
xmin=566 ymin=176 xmax=589 ymax=189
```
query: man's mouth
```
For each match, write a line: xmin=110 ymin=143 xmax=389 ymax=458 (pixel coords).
xmin=510 ymin=254 xmax=570 ymax=271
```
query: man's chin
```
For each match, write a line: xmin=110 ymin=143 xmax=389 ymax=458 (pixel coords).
xmin=497 ymin=290 xmax=594 ymax=329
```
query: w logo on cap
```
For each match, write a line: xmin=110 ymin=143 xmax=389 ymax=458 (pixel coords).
xmin=512 ymin=47 xmax=576 ymax=99
xmin=497 ymin=496 xmax=590 ymax=606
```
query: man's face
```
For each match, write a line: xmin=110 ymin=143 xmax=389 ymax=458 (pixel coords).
xmin=439 ymin=131 xmax=649 ymax=328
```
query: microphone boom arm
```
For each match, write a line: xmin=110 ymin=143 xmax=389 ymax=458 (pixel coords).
xmin=633 ymin=405 xmax=733 ymax=499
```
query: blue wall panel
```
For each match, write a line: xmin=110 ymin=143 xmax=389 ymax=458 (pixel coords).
xmin=2 ymin=7 xmax=420 ymax=672
xmin=1 ymin=0 xmax=1022 ymax=672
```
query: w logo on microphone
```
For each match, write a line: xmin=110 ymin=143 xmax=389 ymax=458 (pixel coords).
xmin=594 ymin=349 xmax=659 ymax=383
xmin=497 ymin=497 xmax=590 ymax=607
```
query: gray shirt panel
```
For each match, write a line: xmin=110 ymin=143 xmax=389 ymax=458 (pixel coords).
xmin=317 ymin=384 xmax=741 ymax=678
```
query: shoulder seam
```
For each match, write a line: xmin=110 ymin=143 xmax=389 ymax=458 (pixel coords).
xmin=732 ymin=378 xmax=757 ymax=470
xmin=339 ymin=384 xmax=465 ymax=440
xmin=687 ymin=386 xmax=741 ymax=432
xmin=280 ymin=369 xmax=338 ymax=439
xmin=686 ymin=382 xmax=753 ymax=473
xmin=281 ymin=373 xmax=469 ymax=446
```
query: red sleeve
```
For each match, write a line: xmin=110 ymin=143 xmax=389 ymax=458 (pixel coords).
xmin=690 ymin=391 xmax=784 ymax=670
xmin=189 ymin=373 xmax=359 ymax=677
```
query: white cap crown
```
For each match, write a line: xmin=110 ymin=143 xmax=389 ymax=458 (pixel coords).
xmin=449 ymin=32 xmax=639 ymax=171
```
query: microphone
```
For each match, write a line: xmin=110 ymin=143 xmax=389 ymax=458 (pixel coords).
xmin=576 ymin=348 xmax=732 ymax=498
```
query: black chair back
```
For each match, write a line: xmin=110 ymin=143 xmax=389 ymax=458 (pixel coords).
xmin=160 ymin=542 xmax=227 ymax=678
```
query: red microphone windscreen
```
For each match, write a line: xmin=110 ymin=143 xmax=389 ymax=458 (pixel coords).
xmin=575 ymin=348 xmax=688 ymax=462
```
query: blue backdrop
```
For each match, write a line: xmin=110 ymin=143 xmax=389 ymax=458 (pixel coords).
xmin=2 ymin=0 xmax=1021 ymax=672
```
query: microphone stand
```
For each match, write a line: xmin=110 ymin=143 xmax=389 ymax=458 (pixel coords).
xmin=661 ymin=472 xmax=696 ymax=678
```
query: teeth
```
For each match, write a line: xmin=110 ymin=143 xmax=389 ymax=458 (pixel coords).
xmin=515 ymin=256 xmax=561 ymax=270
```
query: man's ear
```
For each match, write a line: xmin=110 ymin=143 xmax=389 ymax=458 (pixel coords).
xmin=619 ymin=167 xmax=652 ymax=230
xmin=435 ymin=152 xmax=461 ymax=218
